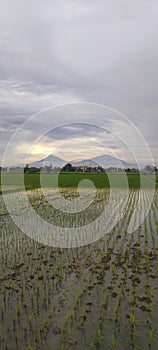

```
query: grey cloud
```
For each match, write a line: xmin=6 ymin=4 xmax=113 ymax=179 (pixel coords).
xmin=0 ymin=0 xmax=158 ymax=164
xmin=44 ymin=123 xmax=111 ymax=141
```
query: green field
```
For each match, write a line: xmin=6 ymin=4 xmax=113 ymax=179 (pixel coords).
xmin=0 ymin=172 xmax=157 ymax=192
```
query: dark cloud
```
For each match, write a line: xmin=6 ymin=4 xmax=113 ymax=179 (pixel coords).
xmin=44 ymin=123 xmax=110 ymax=141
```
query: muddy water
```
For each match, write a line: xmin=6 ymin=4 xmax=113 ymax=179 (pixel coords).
xmin=0 ymin=188 xmax=158 ymax=349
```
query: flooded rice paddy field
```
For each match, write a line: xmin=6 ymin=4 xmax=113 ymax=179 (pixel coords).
xmin=0 ymin=188 xmax=158 ymax=350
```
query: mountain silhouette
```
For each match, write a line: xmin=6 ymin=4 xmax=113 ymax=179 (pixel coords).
xmin=30 ymin=154 xmax=136 ymax=169
xmin=30 ymin=155 xmax=67 ymax=168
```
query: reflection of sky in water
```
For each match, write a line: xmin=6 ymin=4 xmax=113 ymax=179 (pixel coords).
xmin=1 ymin=187 xmax=155 ymax=248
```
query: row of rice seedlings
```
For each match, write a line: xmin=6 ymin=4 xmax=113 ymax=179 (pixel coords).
xmin=92 ymin=262 xmax=124 ymax=348
xmin=107 ymin=213 xmax=137 ymax=348
xmin=144 ymin=249 xmax=153 ymax=306
xmin=111 ymin=289 xmax=122 ymax=347
xmin=107 ymin=191 xmax=151 ymax=348
xmin=44 ymin=213 xmax=125 ymax=347
xmin=138 ymin=195 xmax=156 ymax=348
xmin=33 ymin=241 xmax=100 ymax=347
xmin=144 ymin=234 xmax=156 ymax=349
xmin=150 ymin=195 xmax=158 ymax=253
xmin=87 ymin=195 xmax=138 ymax=348
xmin=96 ymin=250 xmax=126 ymax=347
xmin=125 ymin=230 xmax=140 ymax=349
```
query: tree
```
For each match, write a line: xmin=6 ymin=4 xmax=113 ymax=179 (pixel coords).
xmin=24 ymin=164 xmax=29 ymax=173
xmin=62 ymin=163 xmax=75 ymax=172
xmin=144 ymin=165 xmax=155 ymax=174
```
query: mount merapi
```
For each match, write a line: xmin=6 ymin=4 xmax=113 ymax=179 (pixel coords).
xmin=31 ymin=155 xmax=66 ymax=168
xmin=30 ymin=154 xmax=136 ymax=169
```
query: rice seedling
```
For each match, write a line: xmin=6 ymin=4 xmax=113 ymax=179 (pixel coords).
xmin=111 ymin=334 xmax=116 ymax=348
xmin=1 ymin=187 xmax=158 ymax=349
xmin=129 ymin=311 xmax=136 ymax=349
xmin=148 ymin=327 xmax=154 ymax=348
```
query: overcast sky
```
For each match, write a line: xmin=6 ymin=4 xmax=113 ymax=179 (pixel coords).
xmin=0 ymin=0 xmax=158 ymax=166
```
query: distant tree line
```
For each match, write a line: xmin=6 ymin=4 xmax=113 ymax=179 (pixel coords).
xmin=24 ymin=164 xmax=41 ymax=173
xmin=61 ymin=163 xmax=105 ymax=172
xmin=0 ymin=164 xmax=158 ymax=174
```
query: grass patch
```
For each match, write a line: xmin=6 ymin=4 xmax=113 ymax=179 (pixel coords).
xmin=0 ymin=172 xmax=157 ymax=192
